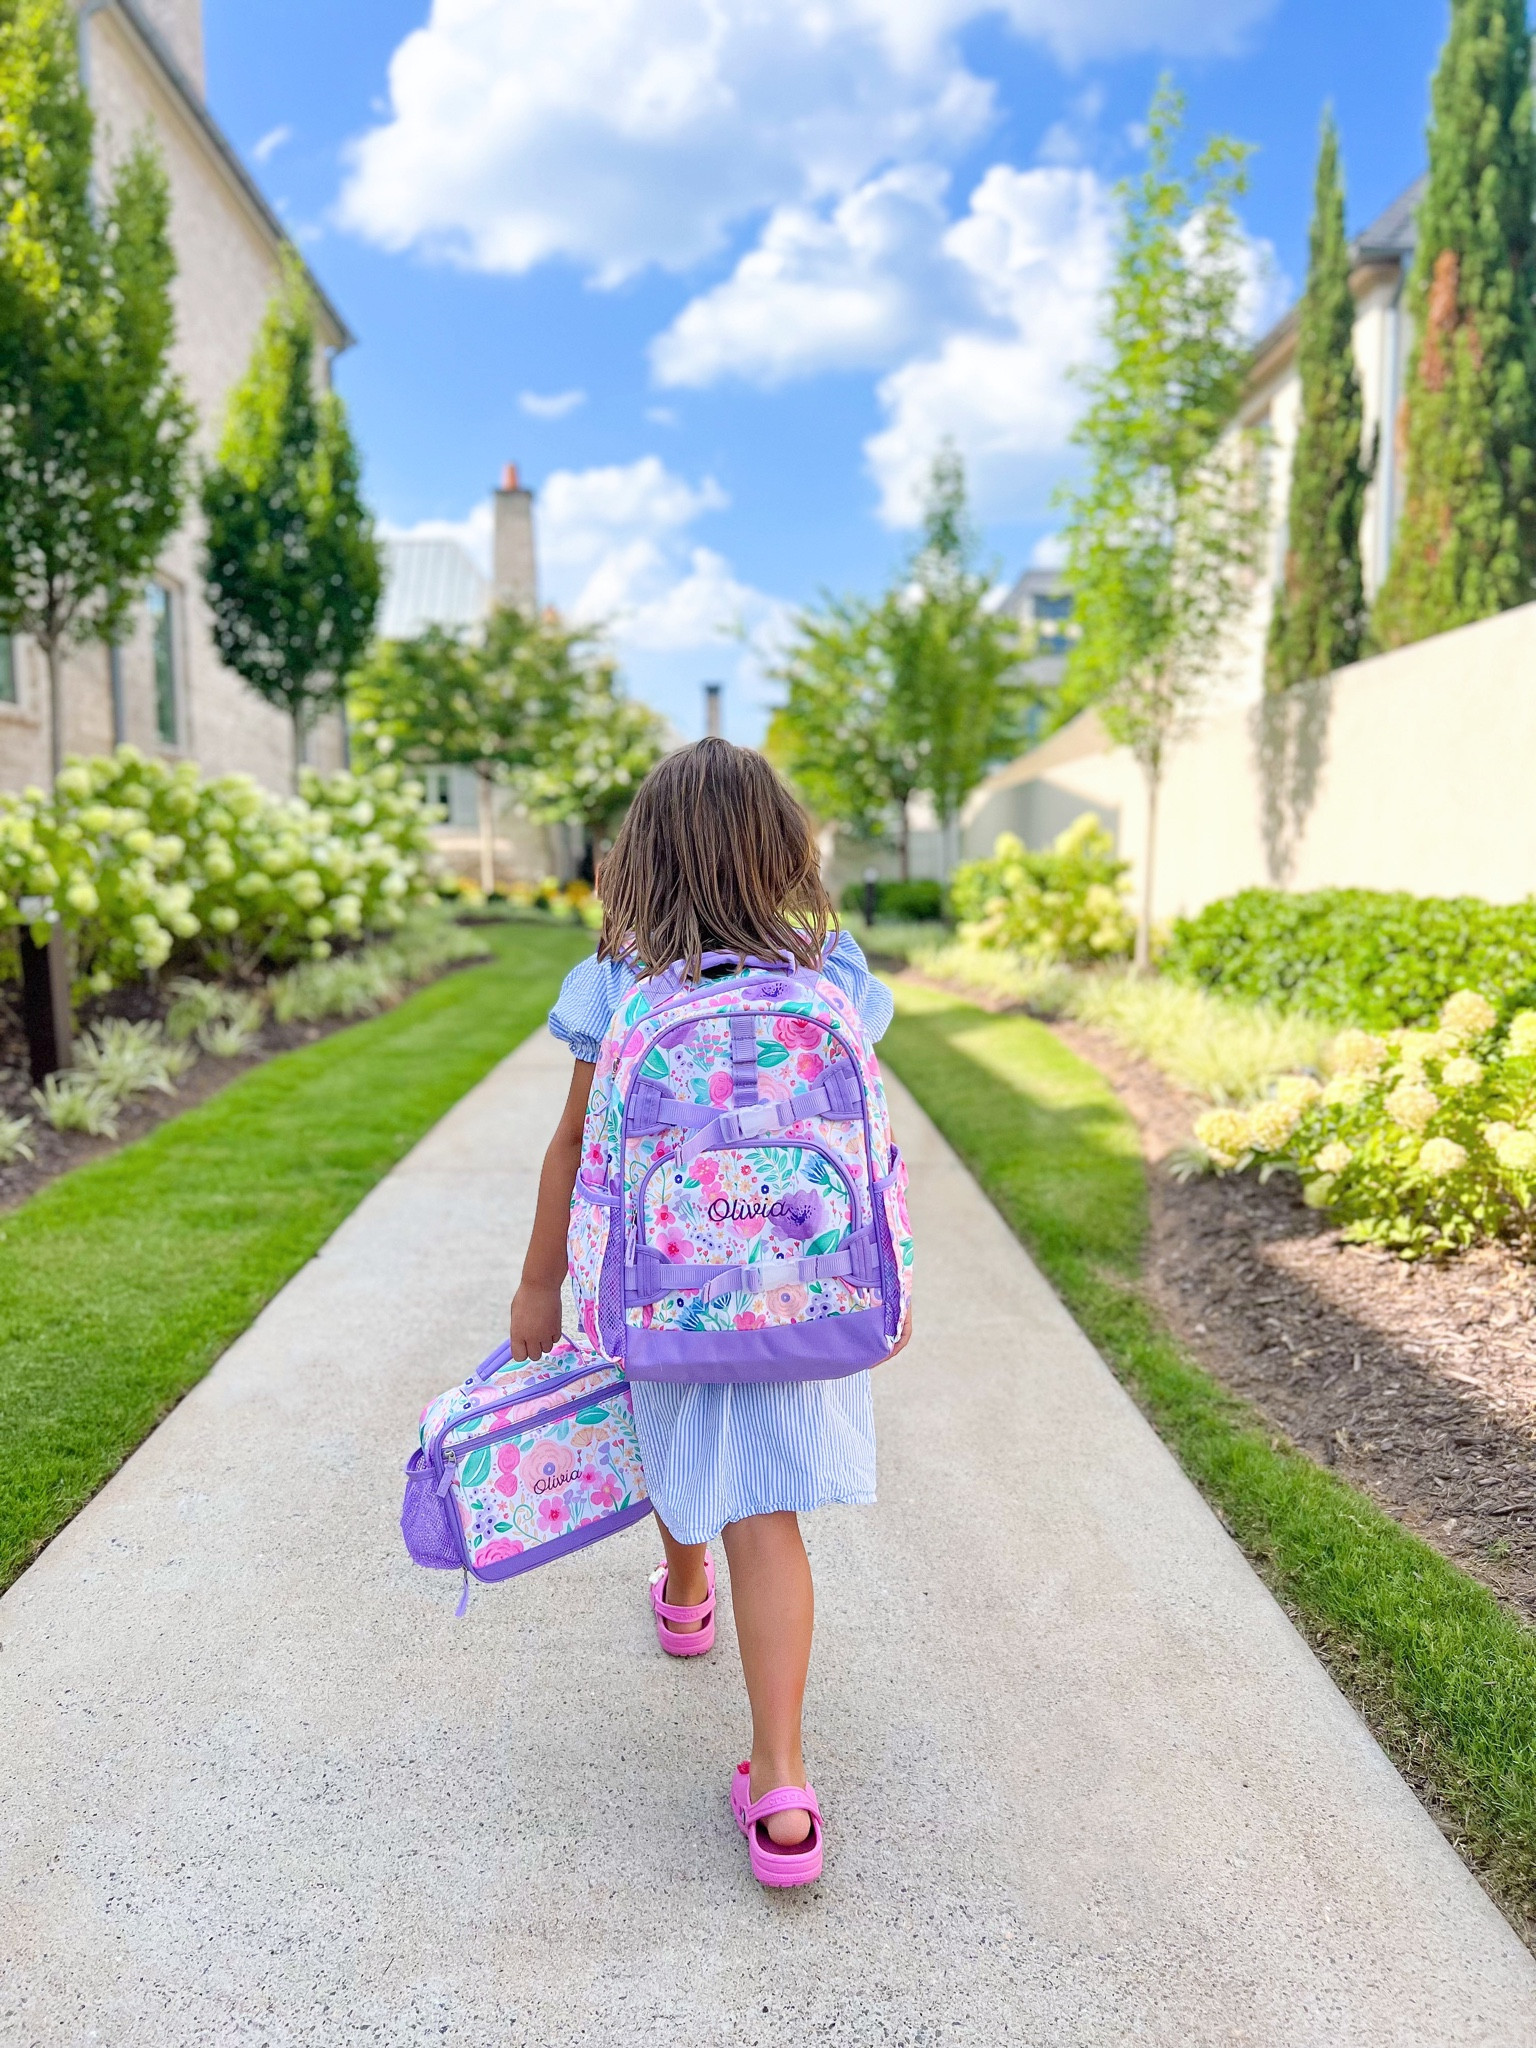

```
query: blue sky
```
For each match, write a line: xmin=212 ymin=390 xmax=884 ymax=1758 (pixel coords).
xmin=203 ymin=0 xmax=1449 ymax=740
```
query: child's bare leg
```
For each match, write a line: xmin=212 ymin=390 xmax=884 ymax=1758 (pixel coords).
xmin=721 ymin=1510 xmax=814 ymax=1847
xmin=655 ymin=1513 xmax=710 ymax=1633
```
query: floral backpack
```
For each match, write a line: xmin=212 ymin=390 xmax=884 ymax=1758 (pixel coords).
xmin=567 ymin=947 xmax=914 ymax=1382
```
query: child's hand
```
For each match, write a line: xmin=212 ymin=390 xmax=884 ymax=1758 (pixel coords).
xmin=885 ymin=1304 xmax=913 ymax=1362
xmin=510 ymin=1283 xmax=564 ymax=1361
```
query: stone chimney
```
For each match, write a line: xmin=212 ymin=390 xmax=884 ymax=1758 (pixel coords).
xmin=134 ymin=0 xmax=206 ymax=94
xmin=492 ymin=463 xmax=537 ymax=614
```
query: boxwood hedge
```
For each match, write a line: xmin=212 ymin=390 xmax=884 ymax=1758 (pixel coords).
xmin=1162 ymin=888 xmax=1536 ymax=1030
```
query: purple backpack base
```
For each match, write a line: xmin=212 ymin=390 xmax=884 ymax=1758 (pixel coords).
xmin=401 ymin=1339 xmax=651 ymax=1613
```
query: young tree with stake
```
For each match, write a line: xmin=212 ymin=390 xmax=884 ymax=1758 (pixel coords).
xmin=1060 ymin=83 xmax=1266 ymax=971
xmin=202 ymin=256 xmax=382 ymax=784
xmin=348 ymin=605 xmax=594 ymax=892
xmin=0 ymin=0 xmax=194 ymax=777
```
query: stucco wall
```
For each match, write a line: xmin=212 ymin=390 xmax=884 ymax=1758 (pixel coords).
xmin=0 ymin=6 xmax=345 ymax=794
xmin=962 ymin=600 xmax=1536 ymax=920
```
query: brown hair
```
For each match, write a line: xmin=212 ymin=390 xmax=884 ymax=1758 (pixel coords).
xmin=596 ymin=737 xmax=834 ymax=980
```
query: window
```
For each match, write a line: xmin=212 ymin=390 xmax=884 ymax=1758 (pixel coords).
xmin=1031 ymin=592 xmax=1074 ymax=657
xmin=147 ymin=582 xmax=178 ymax=744
xmin=0 ymin=636 xmax=15 ymax=706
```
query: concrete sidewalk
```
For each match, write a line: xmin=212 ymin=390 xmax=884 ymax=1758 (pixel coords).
xmin=2 ymin=1026 xmax=1533 ymax=2047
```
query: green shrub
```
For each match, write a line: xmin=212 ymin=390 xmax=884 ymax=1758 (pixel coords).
xmin=838 ymin=878 xmax=946 ymax=921
xmin=0 ymin=749 xmax=439 ymax=996
xmin=1195 ymin=989 xmax=1536 ymax=1256
xmin=949 ymin=816 xmax=1134 ymax=964
xmin=1164 ymin=888 xmax=1536 ymax=1028
xmin=72 ymin=1019 xmax=193 ymax=1099
xmin=0 ymin=1111 xmax=34 ymax=1165
xmin=32 ymin=1073 xmax=121 ymax=1137
xmin=904 ymin=938 xmax=1076 ymax=1015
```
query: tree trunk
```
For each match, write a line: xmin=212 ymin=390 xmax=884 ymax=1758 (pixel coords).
xmin=1135 ymin=763 xmax=1160 ymax=975
xmin=476 ymin=766 xmax=497 ymax=895
xmin=291 ymin=705 xmax=307 ymax=792
xmin=44 ymin=637 xmax=63 ymax=783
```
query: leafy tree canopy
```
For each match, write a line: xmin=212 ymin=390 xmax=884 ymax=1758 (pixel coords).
xmin=1266 ymin=109 xmax=1371 ymax=690
xmin=202 ymin=254 xmax=381 ymax=763
xmin=0 ymin=0 xmax=195 ymax=770
xmin=1372 ymin=0 xmax=1536 ymax=648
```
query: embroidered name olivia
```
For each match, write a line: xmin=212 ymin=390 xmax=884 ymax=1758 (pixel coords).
xmin=708 ymin=1196 xmax=791 ymax=1224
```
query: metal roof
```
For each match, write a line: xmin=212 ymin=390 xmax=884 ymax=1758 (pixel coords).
xmin=1353 ymin=174 xmax=1424 ymax=262
xmin=378 ymin=538 xmax=491 ymax=640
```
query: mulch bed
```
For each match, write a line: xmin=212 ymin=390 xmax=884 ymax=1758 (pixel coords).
xmin=1051 ymin=1017 xmax=1536 ymax=1627
xmin=0 ymin=952 xmax=489 ymax=1216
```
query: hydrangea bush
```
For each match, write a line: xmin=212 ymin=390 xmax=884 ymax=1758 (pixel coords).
xmin=1194 ymin=990 xmax=1536 ymax=1256
xmin=0 ymin=748 xmax=437 ymax=993
xmin=949 ymin=815 xmax=1134 ymax=964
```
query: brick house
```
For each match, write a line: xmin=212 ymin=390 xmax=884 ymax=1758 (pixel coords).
xmin=0 ymin=0 xmax=353 ymax=792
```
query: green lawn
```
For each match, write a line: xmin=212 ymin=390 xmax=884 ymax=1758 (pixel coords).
xmin=882 ymin=977 xmax=1536 ymax=1922
xmin=0 ymin=923 xmax=590 ymax=1590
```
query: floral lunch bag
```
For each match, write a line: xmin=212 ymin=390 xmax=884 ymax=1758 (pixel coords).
xmin=401 ymin=1337 xmax=651 ymax=1611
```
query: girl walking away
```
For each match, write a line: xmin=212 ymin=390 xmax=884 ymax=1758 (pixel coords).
xmin=510 ymin=738 xmax=913 ymax=1888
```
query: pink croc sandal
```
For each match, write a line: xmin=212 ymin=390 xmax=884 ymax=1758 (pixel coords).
xmin=730 ymin=1762 xmax=824 ymax=1888
xmin=648 ymin=1554 xmax=715 ymax=1656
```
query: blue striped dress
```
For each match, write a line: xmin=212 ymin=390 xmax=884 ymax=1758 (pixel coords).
xmin=547 ymin=933 xmax=893 ymax=1544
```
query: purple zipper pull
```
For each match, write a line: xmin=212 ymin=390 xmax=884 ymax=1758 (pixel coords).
xmin=455 ymin=1571 xmax=471 ymax=1620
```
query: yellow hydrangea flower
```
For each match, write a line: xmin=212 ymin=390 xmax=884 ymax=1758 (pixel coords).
xmin=1314 ymin=1140 xmax=1352 ymax=1174
xmin=1418 ymin=1137 xmax=1467 ymax=1176
xmin=1440 ymin=990 xmax=1497 ymax=1041
xmin=1384 ymin=1081 xmax=1439 ymax=1132
xmin=1274 ymin=1074 xmax=1323 ymax=1109
xmin=1194 ymin=1108 xmax=1252 ymax=1168
xmin=1441 ymin=1056 xmax=1483 ymax=1088
xmin=1246 ymin=1099 xmax=1302 ymax=1153
xmin=1321 ymin=1074 xmax=1367 ymax=1108
xmin=1330 ymin=1029 xmax=1386 ymax=1075
xmin=1483 ymin=1121 xmax=1516 ymax=1146
xmin=1397 ymin=1028 xmax=1456 ymax=1069
xmin=1506 ymin=1011 xmax=1536 ymax=1059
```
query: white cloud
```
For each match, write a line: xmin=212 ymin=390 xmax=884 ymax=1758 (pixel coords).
xmin=865 ymin=163 xmax=1115 ymax=524
xmin=251 ymin=124 xmax=291 ymax=165
xmin=535 ymin=455 xmax=783 ymax=657
xmin=335 ymin=0 xmax=1277 ymax=284
xmin=518 ymin=387 xmax=587 ymax=419
xmin=651 ymin=164 xmax=952 ymax=387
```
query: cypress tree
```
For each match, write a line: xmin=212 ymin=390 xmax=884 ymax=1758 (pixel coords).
xmin=1372 ymin=0 xmax=1536 ymax=648
xmin=1266 ymin=112 xmax=1370 ymax=689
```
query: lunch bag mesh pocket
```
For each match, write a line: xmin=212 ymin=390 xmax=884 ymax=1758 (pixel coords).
xmin=400 ymin=1449 xmax=462 ymax=1569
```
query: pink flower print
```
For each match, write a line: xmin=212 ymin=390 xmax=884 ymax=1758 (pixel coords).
xmin=494 ymin=1443 xmax=522 ymax=1488
xmin=581 ymin=1298 xmax=602 ymax=1349
xmin=708 ymin=1069 xmax=734 ymax=1105
xmin=524 ymin=1439 xmax=576 ymax=1495
xmin=656 ymin=1226 xmax=695 ymax=1262
xmin=765 ymin=1282 xmax=809 ymax=1322
xmin=795 ymin=1051 xmax=825 ymax=1080
xmin=734 ymin=1212 xmax=766 ymax=1239
xmin=694 ymin=1155 xmax=721 ymax=1187
xmin=641 ymin=1303 xmax=655 ymax=1328
xmin=537 ymin=1496 xmax=567 ymax=1534
xmin=733 ymin=1311 xmax=767 ymax=1330
xmin=656 ymin=1203 xmax=675 ymax=1226
xmin=476 ymin=1537 xmax=523 ymax=1568
xmin=774 ymin=1015 xmax=822 ymax=1052
xmin=589 ymin=1475 xmax=622 ymax=1511
xmin=577 ymin=1464 xmax=602 ymax=1489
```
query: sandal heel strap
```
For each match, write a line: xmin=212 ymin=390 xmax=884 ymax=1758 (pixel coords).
xmin=746 ymin=1784 xmax=821 ymax=1826
xmin=654 ymin=1592 xmax=715 ymax=1624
